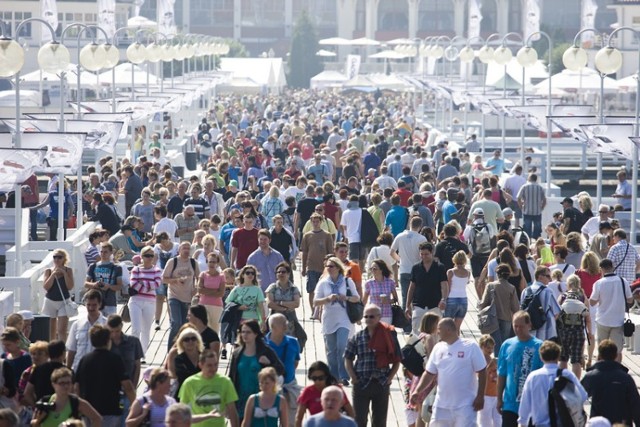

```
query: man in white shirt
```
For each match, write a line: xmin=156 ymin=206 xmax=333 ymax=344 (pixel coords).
xmin=582 ymin=204 xmax=610 ymax=244
xmin=391 ymin=216 xmax=427 ymax=333
xmin=518 ymin=340 xmax=587 ymax=427
xmin=373 ymin=166 xmax=398 ymax=191
xmin=66 ymin=290 xmax=107 ymax=371
xmin=503 ymin=165 xmax=527 ymax=227
xmin=613 ymin=170 xmax=632 ymax=210
xmin=153 ymin=205 xmax=179 ymax=242
xmin=590 ymin=258 xmax=633 ymax=362
xmin=340 ymin=195 xmax=364 ymax=269
xmin=410 ymin=318 xmax=486 ymax=426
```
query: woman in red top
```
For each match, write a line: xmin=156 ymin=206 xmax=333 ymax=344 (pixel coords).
xmin=295 ymin=361 xmax=354 ymax=427
xmin=575 ymin=250 xmax=601 ymax=368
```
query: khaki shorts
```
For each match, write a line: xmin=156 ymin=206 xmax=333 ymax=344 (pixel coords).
xmin=596 ymin=323 xmax=624 ymax=351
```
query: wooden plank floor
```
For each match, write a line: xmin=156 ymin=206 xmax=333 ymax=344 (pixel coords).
xmin=121 ymin=267 xmax=640 ymax=425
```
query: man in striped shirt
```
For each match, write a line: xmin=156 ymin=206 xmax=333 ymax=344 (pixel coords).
xmin=184 ymin=183 xmax=210 ymax=220
xmin=517 ymin=173 xmax=546 ymax=239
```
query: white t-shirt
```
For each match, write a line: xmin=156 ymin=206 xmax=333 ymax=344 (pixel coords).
xmin=366 ymin=244 xmax=396 ymax=270
xmin=591 ymin=274 xmax=632 ymax=327
xmin=549 ymin=263 xmax=576 ymax=281
xmin=391 ymin=231 xmax=427 ymax=274
xmin=426 ymin=338 xmax=487 ymax=409
xmin=153 ymin=217 xmax=179 ymax=242
xmin=340 ymin=208 xmax=363 ymax=243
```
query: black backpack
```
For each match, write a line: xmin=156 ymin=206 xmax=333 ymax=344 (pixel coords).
xmin=401 ymin=339 xmax=425 ymax=377
xmin=40 ymin=394 xmax=80 ymax=420
xmin=521 ymin=286 xmax=548 ymax=330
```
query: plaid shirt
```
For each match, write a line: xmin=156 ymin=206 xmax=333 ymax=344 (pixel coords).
xmin=609 ymin=240 xmax=640 ymax=283
xmin=364 ymin=278 xmax=396 ymax=319
xmin=344 ymin=327 xmax=398 ymax=388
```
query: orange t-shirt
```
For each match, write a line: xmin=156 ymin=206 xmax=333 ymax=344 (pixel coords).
xmin=346 ymin=260 xmax=362 ymax=286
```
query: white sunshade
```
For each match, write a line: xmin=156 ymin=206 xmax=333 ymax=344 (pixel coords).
xmin=350 ymin=37 xmax=381 ymax=46
xmin=127 ymin=16 xmax=157 ymax=28
xmin=617 ymin=73 xmax=639 ymax=91
xmin=318 ymin=37 xmax=351 ymax=46
xmin=534 ymin=68 xmax=618 ymax=92
xmin=316 ymin=49 xmax=337 ymax=57
xmin=386 ymin=38 xmax=415 ymax=45
xmin=369 ymin=50 xmax=411 ymax=60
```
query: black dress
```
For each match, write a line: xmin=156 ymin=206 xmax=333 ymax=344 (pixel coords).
xmin=174 ymin=352 xmax=200 ymax=400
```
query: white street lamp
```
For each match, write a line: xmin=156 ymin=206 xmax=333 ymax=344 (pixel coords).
xmin=493 ymin=46 xmax=512 ymax=65
xmin=562 ymin=45 xmax=588 ymax=71
xmin=79 ymin=42 xmax=107 ymax=71
xmin=103 ymin=43 xmax=120 ymax=68
xmin=126 ymin=42 xmax=147 ymax=64
xmin=459 ymin=46 xmax=475 ymax=63
xmin=516 ymin=46 xmax=538 ymax=67
xmin=37 ymin=41 xmax=71 ymax=73
xmin=477 ymin=45 xmax=494 ymax=64
xmin=145 ymin=42 xmax=162 ymax=63
xmin=0 ymin=37 xmax=25 ymax=77
xmin=594 ymin=46 xmax=623 ymax=75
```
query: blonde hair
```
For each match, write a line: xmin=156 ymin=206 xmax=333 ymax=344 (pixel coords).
xmin=5 ymin=313 xmax=23 ymax=329
xmin=52 ymin=249 xmax=70 ymax=265
xmin=452 ymin=250 xmax=467 ymax=266
xmin=581 ymin=251 xmax=600 ymax=276
xmin=551 ymin=269 xmax=564 ymax=281
xmin=566 ymin=274 xmax=584 ymax=298
xmin=176 ymin=327 xmax=204 ymax=354
xmin=478 ymin=334 xmax=495 ymax=349
xmin=258 ymin=367 xmax=278 ymax=393
xmin=325 ymin=257 xmax=346 ymax=276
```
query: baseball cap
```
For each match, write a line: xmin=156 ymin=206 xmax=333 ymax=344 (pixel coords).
xmin=473 ymin=208 xmax=485 ymax=216
xmin=561 ymin=197 xmax=574 ymax=205
xmin=502 ymin=207 xmax=514 ymax=216
xmin=229 ymin=180 xmax=238 ymax=188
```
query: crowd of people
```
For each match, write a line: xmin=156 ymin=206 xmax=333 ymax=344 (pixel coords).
xmin=0 ymin=90 xmax=639 ymax=427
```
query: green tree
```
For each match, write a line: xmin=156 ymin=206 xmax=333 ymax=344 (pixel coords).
xmin=548 ymin=42 xmax=571 ymax=75
xmin=223 ymin=38 xmax=248 ymax=58
xmin=289 ymin=10 xmax=323 ymax=88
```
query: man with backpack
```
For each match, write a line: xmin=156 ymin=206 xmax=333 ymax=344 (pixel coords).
xmin=518 ymin=340 xmax=587 ymax=427
xmin=434 ymin=223 xmax=469 ymax=271
xmin=463 ymin=208 xmax=496 ymax=293
xmin=520 ymin=266 xmax=561 ymax=341
xmin=497 ymin=311 xmax=543 ymax=427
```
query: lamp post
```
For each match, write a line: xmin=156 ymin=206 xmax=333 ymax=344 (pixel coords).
xmin=126 ymin=29 xmax=149 ymax=100
xmin=515 ymin=31 xmax=552 ymax=196
xmin=1 ymin=18 xmax=69 ymax=270
xmin=494 ymin=32 xmax=524 ymax=157
xmin=444 ymin=36 xmax=465 ymax=135
xmin=459 ymin=36 xmax=483 ymax=142
xmin=594 ymin=26 xmax=640 ymax=242
xmin=478 ymin=33 xmax=501 ymax=156
xmin=562 ymin=29 xmax=605 ymax=206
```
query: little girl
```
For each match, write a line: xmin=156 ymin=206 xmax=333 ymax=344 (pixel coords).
xmin=444 ymin=251 xmax=470 ymax=333
xmin=478 ymin=335 xmax=500 ymax=427
xmin=548 ymin=269 xmax=567 ymax=301
xmin=220 ymin=268 xmax=236 ymax=360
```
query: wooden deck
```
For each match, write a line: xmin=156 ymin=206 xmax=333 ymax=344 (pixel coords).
xmin=123 ymin=266 xmax=640 ymax=425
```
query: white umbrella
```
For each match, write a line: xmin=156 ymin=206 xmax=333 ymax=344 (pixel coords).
xmin=369 ymin=50 xmax=410 ymax=60
xmin=127 ymin=16 xmax=157 ymax=28
xmin=350 ymin=37 xmax=381 ymax=46
xmin=318 ymin=37 xmax=351 ymax=46
xmin=617 ymin=73 xmax=638 ymax=92
xmin=21 ymin=64 xmax=100 ymax=87
xmin=534 ymin=68 xmax=618 ymax=92
xmin=386 ymin=38 xmax=415 ymax=45
xmin=316 ymin=49 xmax=337 ymax=57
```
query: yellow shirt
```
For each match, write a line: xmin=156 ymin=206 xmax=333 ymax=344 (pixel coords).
xmin=302 ymin=218 xmax=337 ymax=236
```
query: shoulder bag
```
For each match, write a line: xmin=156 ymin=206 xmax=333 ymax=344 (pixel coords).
xmin=345 ymin=279 xmax=364 ymax=323
xmin=477 ymin=284 xmax=499 ymax=334
xmin=55 ymin=275 xmax=78 ymax=318
xmin=621 ymin=277 xmax=636 ymax=337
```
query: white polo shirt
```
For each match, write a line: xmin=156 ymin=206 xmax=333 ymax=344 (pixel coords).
xmin=426 ymin=338 xmax=486 ymax=409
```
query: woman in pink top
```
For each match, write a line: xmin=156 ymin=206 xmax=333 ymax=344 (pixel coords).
xmin=129 ymin=246 xmax=162 ymax=357
xmin=575 ymin=251 xmax=602 ymax=368
xmin=197 ymin=252 xmax=225 ymax=334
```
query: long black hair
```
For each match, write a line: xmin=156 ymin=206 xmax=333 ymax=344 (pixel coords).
xmin=307 ymin=361 xmax=339 ymax=386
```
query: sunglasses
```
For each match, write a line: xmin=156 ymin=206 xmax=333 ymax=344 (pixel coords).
xmin=182 ymin=336 xmax=198 ymax=342
xmin=363 ymin=315 xmax=378 ymax=319
xmin=244 ymin=271 xmax=256 ymax=275
xmin=326 ymin=265 xmax=336 ymax=269
xmin=143 ymin=253 xmax=155 ymax=258
xmin=53 ymin=255 xmax=64 ymax=260
xmin=310 ymin=376 xmax=326 ymax=381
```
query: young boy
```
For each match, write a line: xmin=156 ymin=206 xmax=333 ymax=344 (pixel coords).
xmin=478 ymin=335 xmax=500 ymax=427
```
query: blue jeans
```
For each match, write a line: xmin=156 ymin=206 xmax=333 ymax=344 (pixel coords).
xmin=400 ymin=273 xmax=412 ymax=332
xmin=324 ymin=327 xmax=350 ymax=381
xmin=523 ymin=214 xmax=542 ymax=239
xmin=306 ymin=270 xmax=321 ymax=293
xmin=444 ymin=298 xmax=468 ymax=319
xmin=491 ymin=319 xmax=514 ymax=357
xmin=168 ymin=298 xmax=189 ymax=350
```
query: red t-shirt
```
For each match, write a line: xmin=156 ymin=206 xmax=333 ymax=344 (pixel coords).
xmin=394 ymin=188 xmax=413 ymax=207
xmin=323 ymin=202 xmax=339 ymax=227
xmin=297 ymin=385 xmax=350 ymax=416
xmin=231 ymin=228 xmax=259 ymax=269
xmin=575 ymin=269 xmax=601 ymax=298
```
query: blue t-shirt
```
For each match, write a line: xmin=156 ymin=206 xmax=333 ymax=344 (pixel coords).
xmin=442 ymin=201 xmax=457 ymax=224
xmin=385 ymin=206 xmax=408 ymax=237
xmin=307 ymin=164 xmax=327 ymax=185
xmin=305 ymin=413 xmax=357 ymax=427
xmin=497 ymin=336 xmax=543 ymax=413
xmin=485 ymin=158 xmax=505 ymax=176
xmin=265 ymin=334 xmax=300 ymax=384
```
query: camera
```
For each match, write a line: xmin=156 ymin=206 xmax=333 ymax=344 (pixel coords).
xmin=36 ymin=401 xmax=55 ymax=412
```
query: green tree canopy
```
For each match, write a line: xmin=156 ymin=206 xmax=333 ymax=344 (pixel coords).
xmin=289 ymin=10 xmax=323 ymax=88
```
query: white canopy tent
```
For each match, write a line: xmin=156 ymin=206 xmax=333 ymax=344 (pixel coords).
xmin=534 ymin=67 xmax=618 ymax=93
xmin=318 ymin=37 xmax=351 ymax=46
xmin=97 ymin=63 xmax=162 ymax=88
xmin=310 ymin=70 xmax=348 ymax=90
xmin=219 ymin=58 xmax=286 ymax=93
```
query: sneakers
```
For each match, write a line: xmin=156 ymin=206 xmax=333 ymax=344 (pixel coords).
xmin=221 ymin=349 xmax=227 ymax=360
xmin=155 ymin=320 xmax=161 ymax=331
xmin=342 ymin=379 xmax=350 ymax=387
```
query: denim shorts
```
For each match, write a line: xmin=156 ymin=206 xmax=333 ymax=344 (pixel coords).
xmin=444 ymin=297 xmax=468 ymax=319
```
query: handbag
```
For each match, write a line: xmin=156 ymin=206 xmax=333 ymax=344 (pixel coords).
xmin=55 ymin=277 xmax=78 ymax=318
xmin=392 ymin=304 xmax=410 ymax=329
xmin=120 ymin=302 xmax=131 ymax=323
xmin=621 ymin=277 xmax=636 ymax=338
xmin=345 ymin=281 xmax=364 ymax=323
xmin=401 ymin=338 xmax=425 ymax=377
xmin=477 ymin=284 xmax=499 ymax=334
xmin=292 ymin=319 xmax=307 ymax=352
